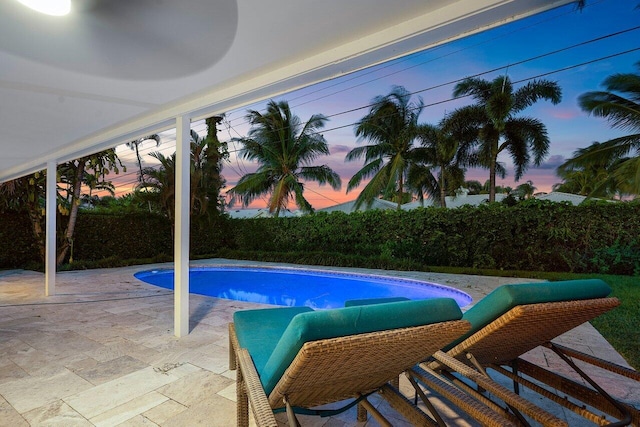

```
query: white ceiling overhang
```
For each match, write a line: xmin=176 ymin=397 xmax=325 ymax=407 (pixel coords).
xmin=0 ymin=0 xmax=575 ymax=182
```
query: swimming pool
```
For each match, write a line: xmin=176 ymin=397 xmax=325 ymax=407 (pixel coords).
xmin=134 ymin=266 xmax=472 ymax=309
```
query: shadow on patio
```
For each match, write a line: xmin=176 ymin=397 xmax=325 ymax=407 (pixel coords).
xmin=0 ymin=261 xmax=638 ymax=426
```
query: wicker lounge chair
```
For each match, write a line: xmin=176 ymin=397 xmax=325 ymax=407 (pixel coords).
xmin=229 ymin=298 xmax=521 ymax=426
xmin=408 ymin=279 xmax=640 ymax=426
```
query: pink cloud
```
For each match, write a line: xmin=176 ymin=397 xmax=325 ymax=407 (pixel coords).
xmin=329 ymin=144 xmax=352 ymax=154
xmin=549 ymin=108 xmax=579 ymax=120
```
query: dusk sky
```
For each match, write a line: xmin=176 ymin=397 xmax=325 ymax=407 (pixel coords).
xmin=113 ymin=0 xmax=640 ymax=210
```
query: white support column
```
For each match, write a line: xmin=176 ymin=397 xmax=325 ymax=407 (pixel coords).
xmin=174 ymin=115 xmax=191 ymax=337
xmin=45 ymin=161 xmax=56 ymax=296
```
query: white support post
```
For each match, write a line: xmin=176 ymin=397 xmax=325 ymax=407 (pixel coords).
xmin=45 ymin=161 xmax=56 ymax=296
xmin=174 ymin=115 xmax=191 ymax=337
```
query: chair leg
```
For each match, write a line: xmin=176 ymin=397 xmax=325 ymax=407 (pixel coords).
xmin=357 ymin=401 xmax=368 ymax=422
xmin=284 ymin=397 xmax=302 ymax=427
xmin=236 ymin=362 xmax=249 ymax=427
xmin=406 ymin=374 xmax=446 ymax=427
xmin=390 ymin=376 xmax=400 ymax=389
xmin=359 ymin=398 xmax=393 ymax=427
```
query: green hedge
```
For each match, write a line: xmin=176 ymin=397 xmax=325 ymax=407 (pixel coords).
xmin=73 ymin=213 xmax=231 ymax=261
xmin=0 ymin=212 xmax=39 ymax=268
xmin=227 ymin=200 xmax=640 ymax=275
xmin=0 ymin=211 xmax=231 ymax=268
xmin=72 ymin=212 xmax=173 ymax=261
xmin=1 ymin=200 xmax=639 ymax=275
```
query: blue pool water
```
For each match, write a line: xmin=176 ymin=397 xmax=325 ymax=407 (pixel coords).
xmin=134 ymin=266 xmax=472 ymax=309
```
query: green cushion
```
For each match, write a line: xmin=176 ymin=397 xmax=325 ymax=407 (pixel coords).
xmin=344 ymin=297 xmax=410 ymax=306
xmin=234 ymin=306 xmax=313 ymax=374
xmin=445 ymin=279 xmax=611 ymax=350
xmin=260 ymin=298 xmax=462 ymax=395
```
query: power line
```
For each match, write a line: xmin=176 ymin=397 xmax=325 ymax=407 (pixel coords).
xmin=103 ymin=44 xmax=640 ymax=201
xmin=283 ymin=0 xmax=614 ymax=112
xmin=95 ymin=0 xmax=637 ymax=205
xmin=323 ymin=24 xmax=640 ymax=121
xmin=222 ymin=0 xmax=617 ymax=129
xmin=314 ymin=46 xmax=640 ymax=136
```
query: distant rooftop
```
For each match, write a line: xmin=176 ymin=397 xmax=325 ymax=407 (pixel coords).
xmin=230 ymin=191 xmax=594 ymax=218
xmin=535 ymin=191 xmax=589 ymax=205
xmin=316 ymin=198 xmax=397 ymax=214
xmin=227 ymin=208 xmax=301 ymax=219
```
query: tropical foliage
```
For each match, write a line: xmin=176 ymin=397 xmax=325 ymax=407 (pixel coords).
xmin=410 ymin=122 xmax=465 ymax=207
xmin=446 ymin=75 xmax=561 ymax=202
xmin=514 ymin=180 xmax=536 ymax=199
xmin=5 ymin=199 xmax=640 ymax=276
xmin=138 ymin=151 xmax=176 ymax=220
xmin=138 ymin=118 xmax=229 ymax=222
xmin=346 ymin=86 xmax=427 ymax=209
xmin=557 ymin=61 xmax=640 ymax=197
xmin=0 ymin=149 xmax=124 ymax=265
xmin=125 ymin=134 xmax=161 ymax=189
xmin=228 ymin=100 xmax=341 ymax=216
xmin=555 ymin=142 xmax=634 ymax=199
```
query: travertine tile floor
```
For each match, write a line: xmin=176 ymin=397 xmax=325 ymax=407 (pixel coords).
xmin=0 ymin=259 xmax=637 ymax=426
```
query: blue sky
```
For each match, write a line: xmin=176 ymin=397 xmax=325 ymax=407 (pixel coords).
xmin=116 ymin=0 xmax=640 ymax=208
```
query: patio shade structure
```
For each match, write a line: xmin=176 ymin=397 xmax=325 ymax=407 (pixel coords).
xmin=0 ymin=0 xmax=575 ymax=337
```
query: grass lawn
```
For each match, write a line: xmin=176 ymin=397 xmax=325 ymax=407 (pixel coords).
xmin=431 ymin=267 xmax=640 ymax=370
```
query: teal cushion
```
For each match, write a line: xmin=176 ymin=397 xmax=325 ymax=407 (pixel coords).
xmin=260 ymin=298 xmax=462 ymax=394
xmin=445 ymin=279 xmax=611 ymax=350
xmin=234 ymin=306 xmax=313 ymax=374
xmin=345 ymin=297 xmax=410 ymax=306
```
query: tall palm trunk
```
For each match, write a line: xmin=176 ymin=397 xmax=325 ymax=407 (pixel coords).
xmin=134 ymin=142 xmax=155 ymax=213
xmin=489 ymin=157 xmax=497 ymax=203
xmin=135 ymin=143 xmax=145 ymax=186
xmin=439 ymin=165 xmax=447 ymax=208
xmin=397 ymin=173 xmax=403 ymax=210
xmin=57 ymin=161 xmax=85 ymax=265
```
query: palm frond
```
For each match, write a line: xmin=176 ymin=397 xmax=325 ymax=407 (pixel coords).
xmin=452 ymin=77 xmax=492 ymax=102
xmin=513 ymin=79 xmax=562 ymax=112
xmin=579 ymin=92 xmax=640 ymax=132
xmin=347 ymin=159 xmax=383 ymax=192
xmin=299 ymin=165 xmax=342 ymax=190
xmin=353 ymin=165 xmax=391 ymax=210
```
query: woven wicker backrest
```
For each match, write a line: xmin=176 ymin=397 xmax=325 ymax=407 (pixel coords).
xmin=447 ymin=298 xmax=619 ymax=365
xmin=268 ymin=319 xmax=470 ymax=409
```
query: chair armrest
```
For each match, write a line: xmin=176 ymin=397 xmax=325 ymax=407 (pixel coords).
xmin=229 ymin=323 xmax=238 ymax=370
xmin=237 ymin=347 xmax=278 ymax=427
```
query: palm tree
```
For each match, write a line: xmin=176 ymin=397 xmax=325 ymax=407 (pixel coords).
xmin=573 ymin=61 xmax=640 ymax=195
xmin=200 ymin=115 xmax=228 ymax=215
xmin=189 ymin=126 xmax=228 ymax=217
xmin=515 ymin=180 xmax=536 ymax=200
xmin=556 ymin=141 xmax=635 ymax=199
xmin=228 ymin=100 xmax=341 ymax=216
xmin=464 ymin=180 xmax=483 ymax=195
xmin=447 ymin=75 xmax=561 ymax=202
xmin=126 ymin=134 xmax=161 ymax=213
xmin=126 ymin=134 xmax=161 ymax=186
xmin=138 ymin=121 xmax=230 ymax=221
xmin=409 ymin=122 xmax=465 ymax=207
xmin=0 ymin=150 xmax=123 ymax=264
xmin=138 ymin=151 xmax=176 ymax=220
xmin=346 ymin=86 xmax=425 ymax=210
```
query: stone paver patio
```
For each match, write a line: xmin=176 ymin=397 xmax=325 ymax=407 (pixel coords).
xmin=0 ymin=259 xmax=638 ymax=426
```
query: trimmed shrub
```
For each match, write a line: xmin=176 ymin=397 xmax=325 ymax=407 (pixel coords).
xmin=0 ymin=212 xmax=39 ymax=268
xmin=227 ymin=200 xmax=640 ymax=275
xmin=1 ymin=200 xmax=639 ymax=275
xmin=73 ymin=212 xmax=173 ymax=261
